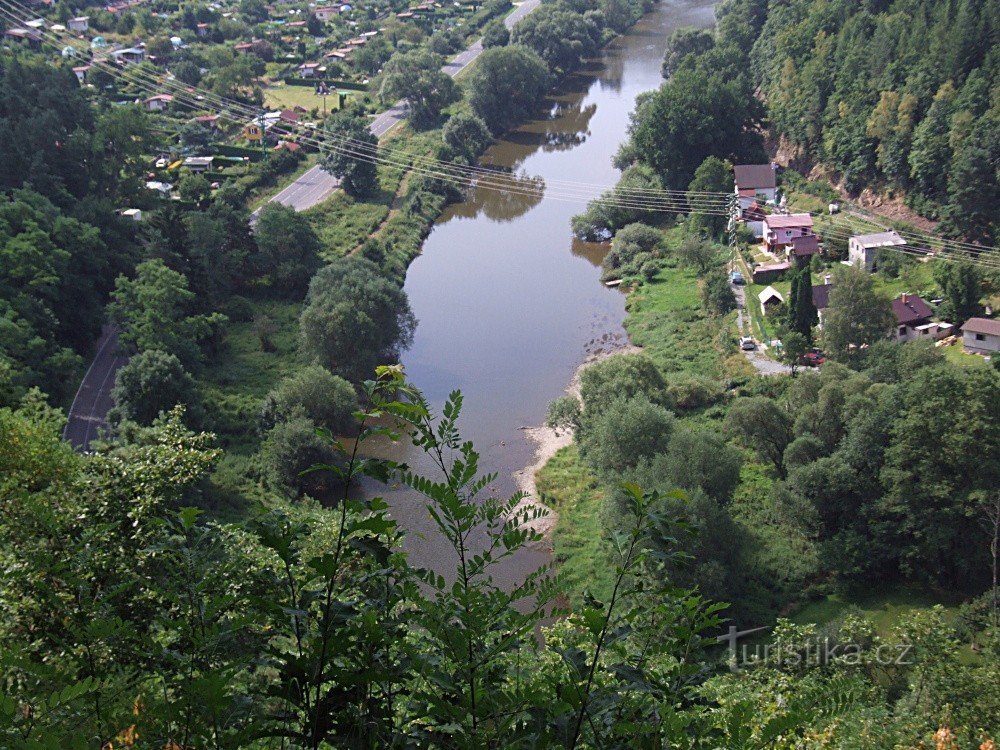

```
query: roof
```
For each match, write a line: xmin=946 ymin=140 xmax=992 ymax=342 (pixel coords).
xmin=759 ymin=286 xmax=785 ymax=304
xmin=851 ymin=230 xmax=905 ymax=249
xmin=961 ymin=317 xmax=1000 ymax=337
xmin=144 ymin=94 xmax=173 ymax=103
xmin=753 ymin=261 xmax=790 ymax=273
xmin=765 ymin=213 xmax=814 ymax=230
xmin=811 ymin=283 xmax=832 ymax=310
xmin=790 ymin=234 xmax=820 ymax=255
xmin=892 ymin=294 xmax=933 ymax=325
xmin=194 ymin=114 xmax=219 ymax=122
xmin=279 ymin=109 xmax=300 ymax=122
xmin=733 ymin=164 xmax=776 ymax=191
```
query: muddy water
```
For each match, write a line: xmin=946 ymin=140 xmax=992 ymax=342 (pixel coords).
xmin=378 ymin=0 xmax=717 ymax=578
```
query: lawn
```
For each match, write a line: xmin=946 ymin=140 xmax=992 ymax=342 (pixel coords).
xmin=942 ymin=341 xmax=989 ymax=368
xmin=790 ymin=586 xmax=965 ymax=638
xmin=535 ymin=444 xmax=614 ymax=606
xmin=263 ymin=84 xmax=346 ymax=116
xmin=305 ymin=191 xmax=391 ymax=259
xmin=624 ymin=257 xmax=734 ymax=380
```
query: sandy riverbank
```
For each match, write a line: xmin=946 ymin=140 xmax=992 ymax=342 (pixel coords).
xmin=512 ymin=341 xmax=644 ymax=539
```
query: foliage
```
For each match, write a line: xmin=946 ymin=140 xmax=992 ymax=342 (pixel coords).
xmin=321 ymin=108 xmax=379 ymax=197
xmin=662 ymin=26 xmax=714 ymax=78
xmin=298 ymin=256 xmax=415 ymax=383
xmin=481 ymin=18 xmax=509 ymax=48
xmin=442 ymin=112 xmax=494 ymax=163
xmin=510 ymin=1 xmax=601 ymax=75
xmin=822 ymin=265 xmax=895 ymax=363
xmin=110 ymin=349 xmax=202 ymax=427
xmin=258 ymin=364 xmax=358 ymax=436
xmin=572 ymin=164 xmax=666 ymax=240
xmin=252 ymin=202 xmax=323 ymax=297
xmin=466 ymin=44 xmax=550 ymax=134
xmin=687 ymin=156 xmax=731 ymax=239
xmin=934 ymin=258 xmax=982 ymax=325
xmin=702 ymin=270 xmax=737 ymax=315
xmin=379 ymin=48 xmax=460 ymax=129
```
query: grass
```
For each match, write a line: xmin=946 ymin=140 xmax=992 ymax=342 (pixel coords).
xmin=790 ymin=586 xmax=965 ymax=638
xmin=263 ymin=84 xmax=348 ymax=116
xmin=535 ymin=444 xmax=614 ymax=606
xmin=305 ymin=191 xmax=391 ymax=259
xmin=942 ymin=342 xmax=989 ymax=368
xmin=624 ymin=256 xmax=732 ymax=380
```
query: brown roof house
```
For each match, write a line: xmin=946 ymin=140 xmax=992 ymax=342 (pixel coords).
xmin=961 ymin=317 xmax=1000 ymax=355
xmin=733 ymin=164 xmax=777 ymax=210
xmin=811 ymin=275 xmax=833 ymax=328
xmin=891 ymin=293 xmax=952 ymax=342
xmin=788 ymin=234 xmax=821 ymax=266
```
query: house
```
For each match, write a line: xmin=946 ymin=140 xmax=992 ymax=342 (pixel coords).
xmin=145 ymin=180 xmax=173 ymax=194
xmin=120 ymin=208 xmax=142 ymax=221
xmin=811 ymin=276 xmax=833 ymax=328
xmin=4 ymin=28 xmax=43 ymax=48
xmin=194 ymin=114 xmax=221 ymax=130
xmin=739 ymin=200 xmax=766 ymax=239
xmin=234 ymin=41 xmax=253 ymax=53
xmin=142 ymin=93 xmax=173 ymax=111
xmin=275 ymin=140 xmax=301 ymax=153
xmin=110 ymin=46 xmax=145 ymax=64
xmin=314 ymin=5 xmax=338 ymax=20
xmin=68 ymin=15 xmax=89 ymax=31
xmin=788 ymin=234 xmax=821 ymax=266
xmin=196 ymin=22 xmax=209 ymax=36
xmin=278 ymin=109 xmax=301 ymax=124
xmin=848 ymin=230 xmax=906 ymax=272
xmin=183 ymin=156 xmax=215 ymax=172
xmin=751 ymin=261 xmax=790 ymax=285
xmin=298 ymin=62 xmax=320 ymax=77
xmin=891 ymin=293 xmax=952 ymax=342
xmin=733 ymin=164 xmax=777 ymax=210
xmin=961 ymin=318 xmax=1000 ymax=355
xmin=72 ymin=64 xmax=91 ymax=84
xmin=759 ymin=286 xmax=785 ymax=317
xmin=763 ymin=213 xmax=814 ymax=253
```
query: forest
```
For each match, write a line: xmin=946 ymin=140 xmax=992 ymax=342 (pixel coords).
xmin=1 ymin=0 xmax=999 ymax=746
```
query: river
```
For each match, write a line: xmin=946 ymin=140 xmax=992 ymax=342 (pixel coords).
xmin=378 ymin=0 xmax=718 ymax=579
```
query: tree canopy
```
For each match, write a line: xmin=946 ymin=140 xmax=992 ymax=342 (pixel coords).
xmin=467 ymin=45 xmax=549 ymax=134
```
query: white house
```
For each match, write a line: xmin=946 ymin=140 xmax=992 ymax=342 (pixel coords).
xmin=763 ymin=213 xmax=813 ymax=253
xmin=68 ymin=16 xmax=89 ymax=31
xmin=733 ymin=164 xmax=777 ymax=210
xmin=314 ymin=6 xmax=339 ymax=20
xmin=183 ymin=156 xmax=215 ymax=172
xmin=961 ymin=317 xmax=1000 ymax=355
xmin=848 ymin=230 xmax=906 ymax=272
xmin=111 ymin=46 xmax=145 ymax=64
xmin=298 ymin=62 xmax=321 ymax=77
xmin=759 ymin=286 xmax=785 ymax=317
xmin=120 ymin=208 xmax=142 ymax=221
xmin=72 ymin=64 xmax=90 ymax=84
xmin=891 ymin=293 xmax=952 ymax=342
xmin=143 ymin=94 xmax=173 ymax=111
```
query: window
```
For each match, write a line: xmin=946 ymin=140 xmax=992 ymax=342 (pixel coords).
xmin=899 ymin=326 xmax=907 ymax=335
xmin=975 ymin=333 xmax=986 ymax=341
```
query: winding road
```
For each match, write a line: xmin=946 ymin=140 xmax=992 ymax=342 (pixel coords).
xmin=65 ymin=0 xmax=542 ymax=450
xmin=264 ymin=0 xmax=541 ymax=213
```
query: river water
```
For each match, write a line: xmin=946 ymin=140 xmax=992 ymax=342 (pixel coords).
xmin=379 ymin=0 xmax=717 ymax=578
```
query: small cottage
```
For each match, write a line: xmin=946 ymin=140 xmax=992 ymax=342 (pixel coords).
xmin=961 ymin=317 xmax=1000 ymax=355
xmin=68 ymin=15 xmax=89 ymax=31
xmin=143 ymin=94 xmax=173 ymax=111
xmin=759 ymin=286 xmax=785 ymax=317
xmin=751 ymin=261 xmax=790 ymax=285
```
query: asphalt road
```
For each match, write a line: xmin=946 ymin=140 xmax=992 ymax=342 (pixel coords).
xmin=63 ymin=325 xmax=128 ymax=450
xmin=66 ymin=0 xmax=544 ymax=450
xmin=264 ymin=0 xmax=542 ymax=214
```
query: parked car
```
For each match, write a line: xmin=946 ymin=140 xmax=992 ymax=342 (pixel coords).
xmin=799 ymin=349 xmax=825 ymax=366
xmin=740 ymin=336 xmax=756 ymax=350
xmin=730 ymin=271 xmax=745 ymax=285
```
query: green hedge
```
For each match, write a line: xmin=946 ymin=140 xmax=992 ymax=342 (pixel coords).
xmin=212 ymin=144 xmax=266 ymax=162
xmin=283 ymin=77 xmax=367 ymax=91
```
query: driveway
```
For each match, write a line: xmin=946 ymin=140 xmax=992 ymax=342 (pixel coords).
xmin=261 ymin=0 xmax=542 ymax=216
xmin=732 ymin=280 xmax=791 ymax=376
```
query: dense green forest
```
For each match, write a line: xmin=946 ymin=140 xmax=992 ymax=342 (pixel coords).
xmin=2 ymin=0 xmax=999 ymax=745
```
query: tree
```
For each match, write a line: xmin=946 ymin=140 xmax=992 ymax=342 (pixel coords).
xmin=934 ymin=259 xmax=982 ymax=326
xmin=662 ymin=27 xmax=714 ymax=78
xmin=941 ymin=111 xmax=1000 ymax=244
xmin=572 ymin=164 xmax=666 ymax=239
xmin=322 ymin=109 xmax=379 ymax=197
xmin=510 ymin=3 xmax=600 ymax=75
xmin=579 ymin=353 xmax=672 ymax=419
xmin=299 ymin=256 xmax=415 ymax=382
xmin=442 ymin=112 xmax=493 ymax=162
xmin=578 ymin=395 xmax=675 ymax=475
xmin=723 ymin=396 xmax=792 ymax=477
xmin=259 ymin=364 xmax=358 ymax=435
xmin=252 ymin=203 xmax=323 ymax=297
xmin=546 ymin=394 xmax=581 ymax=432
xmin=467 ymin=45 xmax=549 ymax=134
xmin=702 ymin=270 xmax=737 ymax=315
xmin=260 ymin=415 xmax=334 ymax=496
xmin=781 ymin=330 xmax=808 ymax=376
xmin=379 ymin=49 xmax=459 ymax=129
xmin=109 ymin=349 xmax=200 ymax=426
xmin=675 ymin=233 xmax=719 ymax=275
xmin=177 ymin=172 xmax=211 ymax=207
xmin=481 ymin=19 xmax=509 ymax=48
xmin=629 ymin=66 xmax=764 ymax=189
xmin=822 ymin=265 xmax=895 ymax=363
xmin=107 ymin=259 xmax=224 ymax=368
xmin=786 ymin=267 xmax=817 ymax=341
xmin=687 ymin=156 xmax=731 ymax=239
